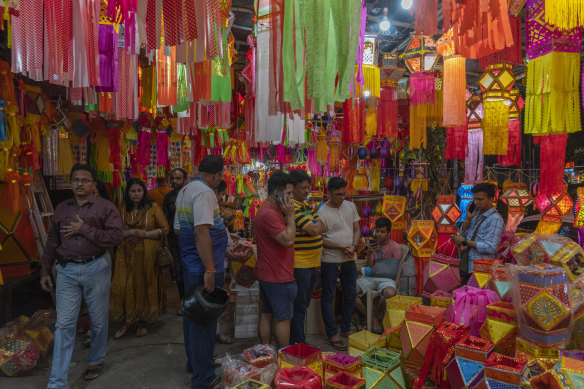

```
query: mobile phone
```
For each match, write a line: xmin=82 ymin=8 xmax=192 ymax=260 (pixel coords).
xmin=274 ymin=191 xmax=285 ymax=202
xmin=468 ymin=203 xmax=476 ymax=213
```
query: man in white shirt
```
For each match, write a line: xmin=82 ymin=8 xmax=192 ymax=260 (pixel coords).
xmin=317 ymin=177 xmax=360 ymax=351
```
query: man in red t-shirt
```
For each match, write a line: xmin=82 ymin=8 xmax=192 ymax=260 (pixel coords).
xmin=255 ymin=171 xmax=297 ymax=348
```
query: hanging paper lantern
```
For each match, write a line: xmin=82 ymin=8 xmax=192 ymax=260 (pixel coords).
xmin=316 ymin=130 xmax=328 ymax=164
xmin=410 ymin=161 xmax=429 ymax=193
xmin=401 ymin=34 xmax=440 ymax=74
xmin=479 ymin=64 xmax=515 ymax=156
xmin=357 ymin=147 xmax=368 ymax=160
xmin=437 ymin=29 xmax=466 ymax=128
xmin=525 ymin=0 xmax=582 ymax=136
xmin=432 ymin=195 xmax=463 ymax=234
xmin=408 ymin=220 xmax=438 ymax=295
xmin=457 ymin=185 xmax=474 ymax=223
xmin=382 ymin=195 xmax=407 ymax=243
xmin=500 ymin=183 xmax=533 ymax=232
xmin=498 ymin=89 xmax=525 ymax=167
xmin=467 ymin=90 xmax=484 ymax=129
xmin=329 ymin=135 xmax=342 ymax=172
xmin=542 ymin=0 xmax=584 ymax=31
xmin=534 ymin=190 xmax=573 ymax=234
xmin=381 ymin=53 xmax=407 ymax=88
xmin=575 ymin=187 xmax=584 ymax=229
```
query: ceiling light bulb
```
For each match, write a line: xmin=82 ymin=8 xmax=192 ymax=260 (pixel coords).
xmin=380 ymin=7 xmax=390 ymax=31
xmin=364 ymin=90 xmax=371 ymax=97
xmin=401 ymin=0 xmax=413 ymax=10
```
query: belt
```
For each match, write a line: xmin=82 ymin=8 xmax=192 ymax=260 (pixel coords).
xmin=68 ymin=252 xmax=106 ymax=265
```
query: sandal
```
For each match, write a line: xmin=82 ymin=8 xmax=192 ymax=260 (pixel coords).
xmin=340 ymin=330 xmax=356 ymax=337
xmin=83 ymin=364 xmax=103 ymax=381
xmin=326 ymin=338 xmax=348 ymax=351
xmin=136 ymin=326 xmax=148 ymax=337
xmin=215 ymin=333 xmax=234 ymax=344
xmin=114 ymin=325 xmax=129 ymax=339
xmin=206 ymin=376 xmax=221 ymax=389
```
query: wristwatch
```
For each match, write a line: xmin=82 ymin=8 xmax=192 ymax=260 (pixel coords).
xmin=463 ymin=239 xmax=468 ymax=246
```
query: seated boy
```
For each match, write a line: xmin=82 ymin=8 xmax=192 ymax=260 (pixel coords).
xmin=355 ymin=217 xmax=402 ymax=332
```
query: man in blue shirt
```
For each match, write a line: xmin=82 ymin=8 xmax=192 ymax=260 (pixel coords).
xmin=452 ymin=182 xmax=505 ymax=282
xmin=175 ymin=155 xmax=226 ymax=389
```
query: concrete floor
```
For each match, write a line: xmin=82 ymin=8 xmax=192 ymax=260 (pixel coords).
xmin=0 ymin=276 xmax=337 ymax=389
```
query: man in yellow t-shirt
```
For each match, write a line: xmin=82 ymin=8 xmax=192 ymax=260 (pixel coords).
xmin=289 ymin=170 xmax=327 ymax=344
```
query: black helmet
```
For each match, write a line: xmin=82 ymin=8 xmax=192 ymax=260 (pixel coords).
xmin=181 ymin=285 xmax=230 ymax=325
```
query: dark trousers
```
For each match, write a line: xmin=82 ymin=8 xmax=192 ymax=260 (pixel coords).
xmin=170 ymin=243 xmax=185 ymax=300
xmin=320 ymin=261 xmax=357 ymax=338
xmin=183 ymin=272 xmax=225 ymax=389
xmin=290 ymin=267 xmax=318 ymax=344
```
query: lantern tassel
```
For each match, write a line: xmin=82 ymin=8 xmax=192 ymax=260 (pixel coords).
xmin=482 ymin=100 xmax=509 ymax=155
xmin=545 ymin=0 xmax=584 ymax=31
xmin=442 ymin=56 xmax=467 ymax=127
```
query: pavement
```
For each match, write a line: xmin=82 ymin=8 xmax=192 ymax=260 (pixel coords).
xmin=0 ymin=275 xmax=337 ymax=389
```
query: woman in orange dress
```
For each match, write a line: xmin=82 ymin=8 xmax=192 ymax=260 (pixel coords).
xmin=110 ymin=178 xmax=169 ymax=338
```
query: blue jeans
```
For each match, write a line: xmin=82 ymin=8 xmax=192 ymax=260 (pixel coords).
xmin=48 ymin=254 xmax=112 ymax=389
xmin=320 ymin=261 xmax=357 ymax=338
xmin=290 ymin=267 xmax=318 ymax=344
xmin=183 ymin=272 xmax=225 ymax=389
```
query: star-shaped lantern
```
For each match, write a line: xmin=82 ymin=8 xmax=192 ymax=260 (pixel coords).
xmin=432 ymin=195 xmax=462 ymax=234
xmin=400 ymin=34 xmax=440 ymax=74
xmin=501 ymin=183 xmax=533 ymax=213
xmin=535 ymin=190 xmax=574 ymax=234
xmin=479 ymin=63 xmax=515 ymax=101
xmin=407 ymin=220 xmax=438 ymax=258
xmin=382 ymin=195 xmax=407 ymax=230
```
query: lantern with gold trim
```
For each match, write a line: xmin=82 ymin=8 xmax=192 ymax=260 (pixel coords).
xmin=479 ymin=302 xmax=518 ymax=356
xmin=534 ymin=190 xmax=573 ymax=234
xmin=500 ymin=182 xmax=533 ymax=232
xmin=479 ymin=64 xmax=515 ymax=156
xmin=432 ymin=195 xmax=462 ymax=234
xmin=467 ymin=90 xmax=484 ymax=130
xmin=378 ymin=53 xmax=404 ymax=138
xmin=408 ymin=220 xmax=438 ymax=295
xmin=381 ymin=53 xmax=406 ymax=88
xmin=401 ymin=34 xmax=441 ymax=149
xmin=359 ymin=34 xmax=381 ymax=98
xmin=382 ymin=195 xmax=407 ymax=243
xmin=410 ymin=161 xmax=429 ymax=202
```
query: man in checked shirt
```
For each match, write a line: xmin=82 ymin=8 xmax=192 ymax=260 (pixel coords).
xmin=40 ymin=164 xmax=123 ymax=388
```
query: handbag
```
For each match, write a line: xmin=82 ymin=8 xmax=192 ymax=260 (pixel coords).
xmin=459 ymin=216 xmax=486 ymax=282
xmin=145 ymin=210 xmax=173 ymax=268
xmin=156 ymin=234 xmax=173 ymax=267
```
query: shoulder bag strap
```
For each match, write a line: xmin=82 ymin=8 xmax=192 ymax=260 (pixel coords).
xmin=469 ymin=215 xmax=487 ymax=241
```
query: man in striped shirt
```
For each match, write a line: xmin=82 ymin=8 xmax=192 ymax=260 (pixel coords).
xmin=289 ymin=169 xmax=327 ymax=345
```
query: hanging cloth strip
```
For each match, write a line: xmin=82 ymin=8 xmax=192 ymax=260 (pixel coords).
xmin=210 ymin=34 xmax=232 ymax=102
xmin=162 ymin=0 xmax=181 ymax=47
xmin=190 ymin=61 xmax=212 ymax=102
xmin=354 ymin=5 xmax=367 ymax=88
xmin=377 ymin=86 xmax=398 ymax=138
xmin=203 ymin=0 xmax=222 ymax=58
xmin=342 ymin=98 xmax=365 ymax=144
xmin=282 ymin=0 xmax=305 ymax=111
xmin=445 ymin=125 xmax=467 ymax=161
xmin=174 ymin=63 xmax=189 ymax=112
xmin=11 ymin=0 xmax=44 ymax=76
xmin=409 ymin=72 xmax=435 ymax=105
xmin=479 ymin=16 xmax=523 ymax=70
xmin=498 ymin=119 xmax=521 ymax=166
xmin=155 ymin=130 xmax=170 ymax=169
xmin=156 ymin=45 xmax=178 ymax=106
xmin=333 ymin=0 xmax=363 ymax=102
xmin=44 ymin=0 xmax=73 ymax=84
xmin=464 ymin=129 xmax=483 ymax=185
xmin=410 ymin=0 xmax=438 ymax=35
xmin=525 ymin=52 xmax=581 ymax=135
xmin=146 ymin=0 xmax=162 ymax=52
xmin=115 ymin=48 xmax=135 ymax=119
xmin=140 ymin=65 xmax=157 ymax=108
xmin=482 ymin=100 xmax=509 ymax=155
xmin=182 ymin=0 xmax=198 ymax=40
xmin=255 ymin=27 xmax=284 ymax=143
xmin=96 ymin=24 xmax=119 ymax=92
xmin=538 ymin=134 xmax=568 ymax=196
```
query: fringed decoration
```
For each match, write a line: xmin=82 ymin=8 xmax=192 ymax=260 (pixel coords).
xmin=527 ymin=0 xmax=582 ymax=60
xmin=428 ymin=86 xmax=443 ymax=127
xmin=365 ymin=104 xmax=378 ymax=139
xmin=525 ymin=52 xmax=581 ymax=135
xmin=157 ymin=45 xmax=178 ymax=106
xmin=316 ymin=130 xmax=328 ymax=164
xmin=361 ymin=65 xmax=380 ymax=98
xmin=539 ymin=134 xmax=568 ymax=196
xmin=442 ymin=56 xmax=466 ymax=127
xmin=115 ymin=48 xmax=134 ymax=119
xmin=282 ymin=0 xmax=305 ymax=111
xmin=411 ymin=0 xmax=438 ymax=35
xmin=544 ymin=0 xmax=584 ymax=31
xmin=482 ymin=100 xmax=509 ymax=155
xmin=343 ymin=98 xmax=365 ymax=144
xmin=498 ymin=119 xmax=521 ymax=166
xmin=445 ymin=125 xmax=467 ymax=160
xmin=96 ymin=24 xmax=119 ymax=92
xmin=377 ymin=86 xmax=398 ymax=138
xmin=410 ymin=72 xmax=435 ymax=105
xmin=479 ymin=16 xmax=523 ymax=69
xmin=328 ymin=136 xmax=341 ymax=172
xmin=409 ymin=104 xmax=430 ymax=150
xmin=465 ymin=129 xmax=484 ymax=185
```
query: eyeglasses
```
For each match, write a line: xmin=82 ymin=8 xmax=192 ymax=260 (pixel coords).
xmin=72 ymin=178 xmax=95 ymax=185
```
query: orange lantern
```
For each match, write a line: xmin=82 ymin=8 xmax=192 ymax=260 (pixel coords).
xmin=500 ymin=183 xmax=533 ymax=232
xmin=382 ymin=195 xmax=407 ymax=243
xmin=431 ymin=195 xmax=462 ymax=234
xmin=534 ymin=190 xmax=573 ymax=234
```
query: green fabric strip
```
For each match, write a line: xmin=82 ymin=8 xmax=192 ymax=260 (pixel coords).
xmin=282 ymin=0 xmax=306 ymax=111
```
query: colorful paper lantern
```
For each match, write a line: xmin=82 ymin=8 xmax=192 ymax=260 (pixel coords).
xmin=360 ymin=347 xmax=405 ymax=389
xmin=479 ymin=64 xmax=515 ymax=156
xmin=467 ymin=258 xmax=502 ymax=290
xmin=362 ymin=35 xmax=380 ymax=66
xmin=499 ymin=89 xmax=524 ymax=167
xmin=446 ymin=336 xmax=495 ymax=388
xmin=408 ymin=220 xmax=438 ymax=295
xmin=437 ymin=29 xmax=466 ymax=127
xmin=500 ymin=183 xmax=533 ymax=232
xmin=410 ymin=161 xmax=429 ymax=194
xmin=400 ymin=34 xmax=440 ymax=74
xmin=525 ymin=0 xmax=582 ymax=136
xmin=551 ymin=356 xmax=584 ymax=388
xmin=347 ymin=331 xmax=386 ymax=357
xmin=479 ymin=302 xmax=518 ymax=356
xmin=515 ymin=336 xmax=559 ymax=371
xmin=574 ymin=187 xmax=584 ymax=228
xmin=383 ymin=296 xmax=423 ymax=329
xmin=488 ymin=265 xmax=512 ymax=302
xmin=534 ymin=190 xmax=573 ymax=234
xmin=432 ymin=195 xmax=462 ymax=234
xmin=482 ymin=353 xmax=527 ymax=386
xmin=279 ymin=344 xmax=323 ymax=380
xmin=457 ymin=185 xmax=474 ymax=223
xmin=275 ymin=366 xmax=323 ymax=389
xmin=326 ymin=372 xmax=366 ymax=389
xmin=422 ymin=253 xmax=461 ymax=298
xmin=399 ymin=305 xmax=446 ymax=370
xmin=514 ymin=264 xmax=573 ymax=347
xmin=324 ymin=354 xmax=362 ymax=381
xmin=382 ymin=195 xmax=407 ymax=240
xmin=380 ymin=53 xmax=406 ymax=88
